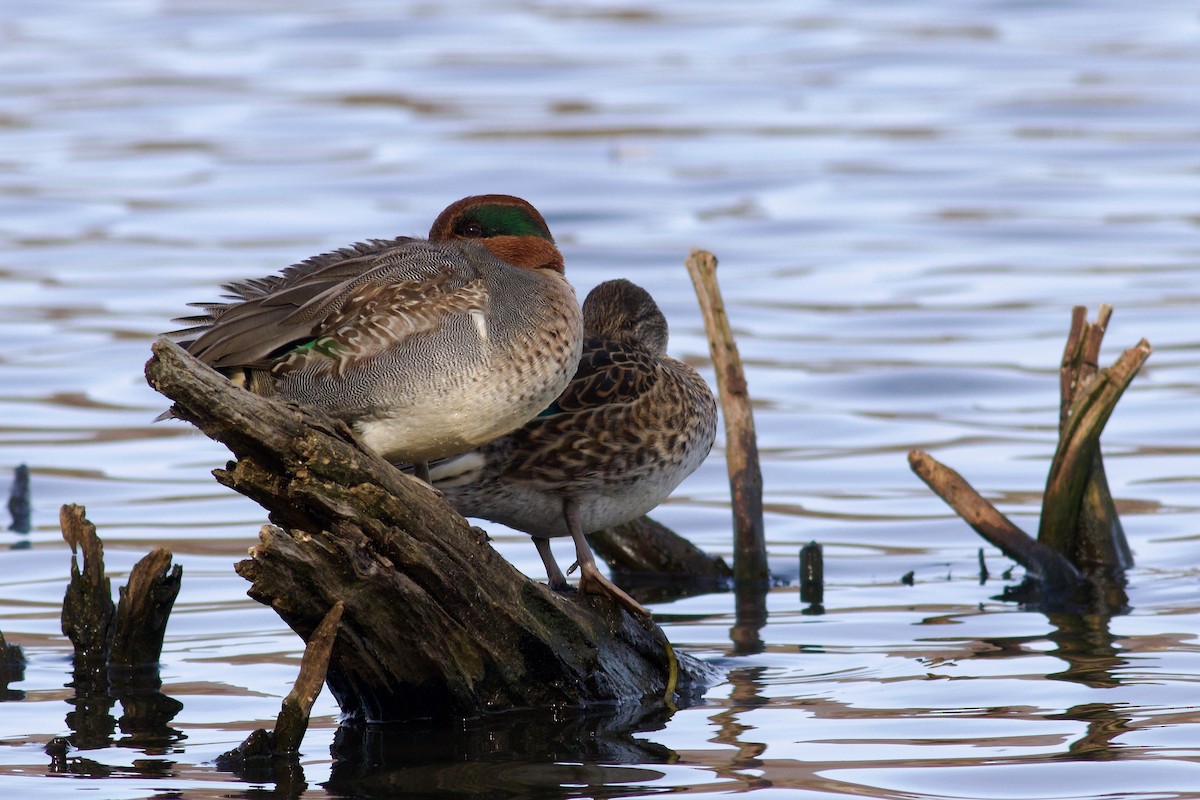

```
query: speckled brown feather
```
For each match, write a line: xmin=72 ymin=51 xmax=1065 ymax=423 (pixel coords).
xmin=429 ymin=278 xmax=717 ymax=538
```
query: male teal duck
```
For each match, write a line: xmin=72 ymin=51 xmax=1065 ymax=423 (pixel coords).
xmin=167 ymin=195 xmax=584 ymax=476
xmin=426 ymin=279 xmax=718 ymax=616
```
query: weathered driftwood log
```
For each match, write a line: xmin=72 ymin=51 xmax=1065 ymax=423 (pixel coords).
xmin=145 ymin=338 xmax=715 ymax=722
xmin=909 ymin=306 xmax=1149 ymax=609
xmin=685 ymin=249 xmax=768 ymax=586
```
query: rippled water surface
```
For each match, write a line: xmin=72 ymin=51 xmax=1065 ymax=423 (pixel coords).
xmin=2 ymin=1 xmax=1200 ymax=798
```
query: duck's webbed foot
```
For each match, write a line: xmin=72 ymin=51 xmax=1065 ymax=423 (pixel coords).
xmin=562 ymin=498 xmax=650 ymax=619
xmin=577 ymin=560 xmax=650 ymax=618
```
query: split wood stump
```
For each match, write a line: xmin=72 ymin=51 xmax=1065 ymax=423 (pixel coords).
xmin=145 ymin=339 xmax=715 ymax=723
xmin=60 ymin=504 xmax=182 ymax=669
xmin=58 ymin=504 xmax=183 ymax=750
xmin=910 ymin=306 xmax=1149 ymax=611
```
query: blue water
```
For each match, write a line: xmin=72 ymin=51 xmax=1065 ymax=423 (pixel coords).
xmin=2 ymin=1 xmax=1200 ymax=797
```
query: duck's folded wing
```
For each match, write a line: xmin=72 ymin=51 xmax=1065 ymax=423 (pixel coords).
xmin=171 ymin=237 xmax=483 ymax=369
xmin=277 ymin=270 xmax=488 ymax=379
xmin=552 ymin=337 xmax=659 ymax=414
xmin=498 ymin=338 xmax=660 ymax=483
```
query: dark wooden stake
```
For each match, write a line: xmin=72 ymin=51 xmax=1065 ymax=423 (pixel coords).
xmin=799 ymin=542 xmax=824 ymax=613
xmin=145 ymin=339 xmax=715 ymax=722
xmin=685 ymin=249 xmax=768 ymax=587
xmin=60 ymin=504 xmax=115 ymax=664
xmin=8 ymin=464 xmax=30 ymax=533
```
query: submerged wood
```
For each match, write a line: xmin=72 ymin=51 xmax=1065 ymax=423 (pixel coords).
xmin=685 ymin=248 xmax=768 ymax=586
xmin=908 ymin=307 xmax=1149 ymax=608
xmin=589 ymin=516 xmax=732 ymax=580
xmin=145 ymin=338 xmax=714 ymax=722
xmin=588 ymin=517 xmax=733 ymax=606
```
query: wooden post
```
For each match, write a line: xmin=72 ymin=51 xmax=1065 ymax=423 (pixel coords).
xmin=799 ymin=542 xmax=824 ymax=614
xmin=685 ymin=249 xmax=769 ymax=587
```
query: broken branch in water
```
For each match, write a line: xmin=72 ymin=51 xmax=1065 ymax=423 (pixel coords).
xmin=217 ymin=600 xmax=343 ymax=788
xmin=588 ymin=516 xmax=731 ymax=582
xmin=908 ymin=450 xmax=1082 ymax=592
xmin=908 ymin=306 xmax=1149 ymax=610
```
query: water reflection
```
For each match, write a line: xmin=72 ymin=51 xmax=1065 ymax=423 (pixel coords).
xmin=975 ymin=609 xmax=1135 ymax=763
xmin=1050 ymin=702 xmax=1133 ymax=763
xmin=1043 ymin=612 xmax=1137 ymax=762
xmin=730 ymin=580 xmax=768 ymax=656
xmin=323 ymin=703 xmax=677 ymax=799
xmin=6 ymin=464 xmax=31 ymax=534
xmin=708 ymin=667 xmax=770 ymax=790
xmin=1043 ymin=612 xmax=1125 ymax=689
xmin=0 ymin=635 xmax=23 ymax=702
xmin=56 ymin=663 xmax=183 ymax=771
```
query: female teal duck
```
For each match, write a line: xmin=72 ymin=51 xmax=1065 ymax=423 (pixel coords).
xmin=427 ymin=279 xmax=718 ymax=616
xmin=168 ymin=195 xmax=584 ymax=475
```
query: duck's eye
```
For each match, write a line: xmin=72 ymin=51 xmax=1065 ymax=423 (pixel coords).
xmin=460 ymin=222 xmax=485 ymax=237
